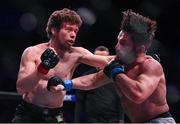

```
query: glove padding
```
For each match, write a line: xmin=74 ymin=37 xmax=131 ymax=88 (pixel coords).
xmin=47 ymin=76 xmax=73 ymax=91
xmin=103 ymin=60 xmax=124 ymax=80
xmin=38 ymin=48 xmax=59 ymax=74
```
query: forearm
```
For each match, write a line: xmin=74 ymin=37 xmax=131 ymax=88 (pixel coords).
xmin=79 ymin=55 xmax=115 ymax=69
xmin=72 ymin=71 xmax=110 ymax=90
xmin=46 ymin=71 xmax=110 ymax=92
xmin=16 ymin=70 xmax=42 ymax=94
xmin=115 ymin=74 xmax=144 ymax=103
xmin=72 ymin=74 xmax=98 ymax=90
xmin=97 ymin=55 xmax=115 ymax=68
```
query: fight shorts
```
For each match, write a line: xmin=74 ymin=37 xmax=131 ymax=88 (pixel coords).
xmin=12 ymin=100 xmax=64 ymax=123
xmin=146 ymin=111 xmax=176 ymax=123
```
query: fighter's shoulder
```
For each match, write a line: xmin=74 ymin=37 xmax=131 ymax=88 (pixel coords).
xmin=145 ymin=55 xmax=160 ymax=65
xmin=142 ymin=56 xmax=163 ymax=74
xmin=22 ymin=43 xmax=45 ymax=56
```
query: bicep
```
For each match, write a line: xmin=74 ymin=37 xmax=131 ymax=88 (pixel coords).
xmin=17 ymin=48 xmax=36 ymax=80
xmin=137 ymin=74 xmax=160 ymax=93
xmin=136 ymin=62 xmax=162 ymax=96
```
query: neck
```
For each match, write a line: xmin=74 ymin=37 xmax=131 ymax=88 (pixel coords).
xmin=48 ymin=39 xmax=70 ymax=58
xmin=125 ymin=52 xmax=146 ymax=67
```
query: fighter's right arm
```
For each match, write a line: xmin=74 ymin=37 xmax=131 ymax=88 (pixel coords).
xmin=16 ymin=47 xmax=42 ymax=95
xmin=47 ymin=71 xmax=111 ymax=92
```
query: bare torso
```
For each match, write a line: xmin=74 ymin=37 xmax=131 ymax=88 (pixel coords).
xmin=21 ymin=43 xmax=83 ymax=108
xmin=18 ymin=42 xmax=113 ymax=108
xmin=115 ymin=55 xmax=169 ymax=122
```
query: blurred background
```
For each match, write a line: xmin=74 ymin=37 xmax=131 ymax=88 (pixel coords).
xmin=0 ymin=0 xmax=180 ymax=122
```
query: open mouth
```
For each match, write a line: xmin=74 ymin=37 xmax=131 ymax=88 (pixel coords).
xmin=67 ymin=40 xmax=74 ymax=46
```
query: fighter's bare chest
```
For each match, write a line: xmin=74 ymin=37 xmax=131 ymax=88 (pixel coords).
xmin=48 ymin=60 xmax=78 ymax=78
xmin=36 ymin=51 xmax=80 ymax=79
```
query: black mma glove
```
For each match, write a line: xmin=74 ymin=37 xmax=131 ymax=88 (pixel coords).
xmin=103 ymin=60 xmax=124 ymax=80
xmin=47 ymin=76 xmax=73 ymax=91
xmin=37 ymin=48 xmax=59 ymax=74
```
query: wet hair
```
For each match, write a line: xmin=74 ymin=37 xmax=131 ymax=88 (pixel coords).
xmin=121 ymin=9 xmax=157 ymax=49
xmin=94 ymin=45 xmax=109 ymax=54
xmin=46 ymin=8 xmax=82 ymax=38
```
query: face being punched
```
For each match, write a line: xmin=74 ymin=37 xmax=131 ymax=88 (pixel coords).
xmin=115 ymin=31 xmax=135 ymax=64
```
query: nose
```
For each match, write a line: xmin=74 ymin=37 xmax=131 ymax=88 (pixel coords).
xmin=115 ymin=42 xmax=119 ymax=50
xmin=70 ymin=31 xmax=76 ymax=39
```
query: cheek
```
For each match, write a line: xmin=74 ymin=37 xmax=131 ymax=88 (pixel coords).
xmin=58 ymin=31 xmax=68 ymax=40
xmin=123 ymin=47 xmax=133 ymax=56
xmin=127 ymin=46 xmax=134 ymax=53
xmin=115 ymin=48 xmax=123 ymax=59
xmin=116 ymin=46 xmax=131 ymax=57
xmin=115 ymin=42 xmax=119 ymax=49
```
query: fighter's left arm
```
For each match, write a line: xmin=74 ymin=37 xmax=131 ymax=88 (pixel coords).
xmin=114 ymin=59 xmax=163 ymax=104
xmin=77 ymin=47 xmax=115 ymax=68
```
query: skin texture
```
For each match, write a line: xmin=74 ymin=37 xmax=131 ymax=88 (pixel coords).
xmin=16 ymin=23 xmax=114 ymax=108
xmin=71 ymin=31 xmax=169 ymax=122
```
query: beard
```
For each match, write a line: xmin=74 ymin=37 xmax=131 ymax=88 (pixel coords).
xmin=116 ymin=49 xmax=135 ymax=65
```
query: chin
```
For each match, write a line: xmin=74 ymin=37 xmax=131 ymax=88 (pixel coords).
xmin=68 ymin=43 xmax=74 ymax=47
xmin=116 ymin=52 xmax=122 ymax=60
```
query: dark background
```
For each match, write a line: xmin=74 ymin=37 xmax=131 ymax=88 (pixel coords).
xmin=0 ymin=0 xmax=180 ymax=122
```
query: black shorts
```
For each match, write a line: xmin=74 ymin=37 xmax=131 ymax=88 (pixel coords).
xmin=12 ymin=100 xmax=64 ymax=123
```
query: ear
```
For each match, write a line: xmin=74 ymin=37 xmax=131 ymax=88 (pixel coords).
xmin=136 ymin=45 xmax=146 ymax=53
xmin=51 ymin=27 xmax=57 ymax=36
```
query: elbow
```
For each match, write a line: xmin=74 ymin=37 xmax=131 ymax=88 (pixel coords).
xmin=16 ymin=85 xmax=25 ymax=95
xmin=130 ymin=92 xmax=146 ymax=104
xmin=16 ymin=81 xmax=25 ymax=95
xmin=16 ymin=87 xmax=25 ymax=95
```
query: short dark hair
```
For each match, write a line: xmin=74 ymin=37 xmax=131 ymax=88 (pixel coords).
xmin=121 ymin=9 xmax=157 ymax=49
xmin=46 ymin=8 xmax=82 ymax=38
xmin=94 ymin=45 xmax=109 ymax=53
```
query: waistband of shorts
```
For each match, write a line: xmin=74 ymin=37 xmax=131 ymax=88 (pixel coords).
xmin=153 ymin=111 xmax=172 ymax=118
xmin=21 ymin=100 xmax=63 ymax=116
xmin=145 ymin=111 xmax=172 ymax=122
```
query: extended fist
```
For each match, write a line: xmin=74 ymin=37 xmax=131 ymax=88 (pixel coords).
xmin=103 ymin=60 xmax=124 ymax=80
xmin=38 ymin=48 xmax=59 ymax=74
xmin=47 ymin=76 xmax=73 ymax=92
